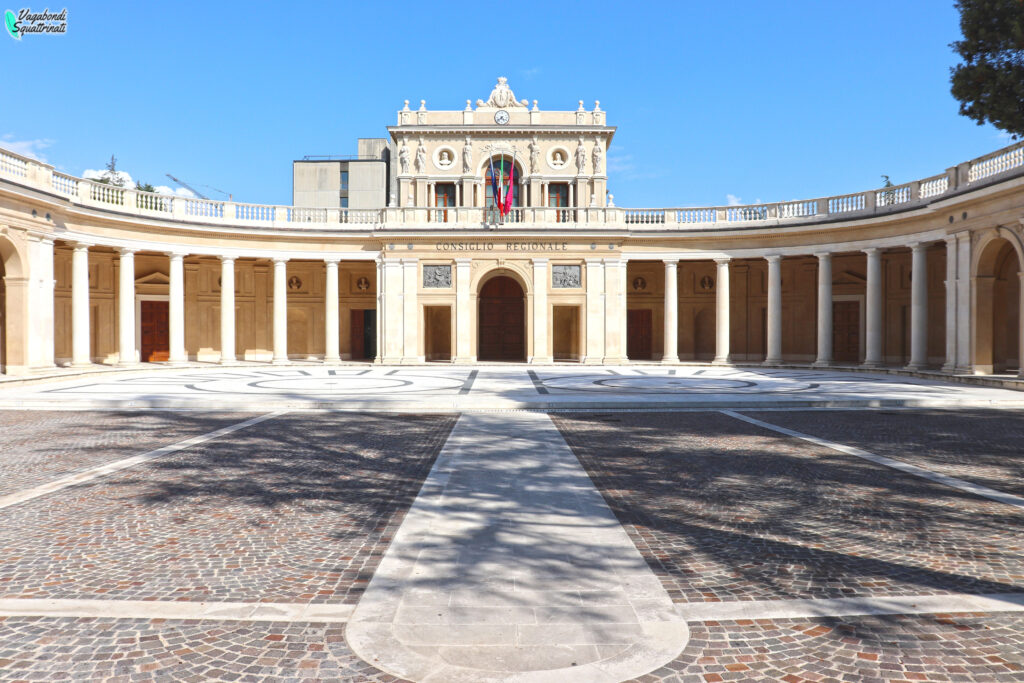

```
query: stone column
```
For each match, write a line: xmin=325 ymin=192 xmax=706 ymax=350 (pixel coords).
xmin=27 ymin=235 xmax=55 ymax=369
xmin=585 ymin=259 xmax=605 ymax=364
xmin=381 ymin=260 xmax=405 ymax=363
xmin=220 ymin=256 xmax=236 ymax=364
xmin=272 ymin=257 xmax=288 ymax=364
xmin=71 ymin=242 xmax=91 ymax=366
xmin=955 ymin=234 xmax=972 ymax=373
xmin=863 ymin=248 xmax=883 ymax=368
xmin=118 ymin=248 xmax=136 ymax=365
xmin=168 ymin=252 xmax=187 ymax=364
xmin=942 ymin=237 xmax=957 ymax=372
xmin=454 ymin=258 xmax=472 ymax=362
xmin=603 ymin=258 xmax=626 ymax=363
xmin=813 ymin=252 xmax=833 ymax=367
xmin=375 ymin=258 xmax=384 ymax=363
xmin=764 ymin=254 xmax=782 ymax=365
xmin=402 ymin=258 xmax=419 ymax=362
xmin=907 ymin=243 xmax=928 ymax=370
xmin=324 ymin=258 xmax=340 ymax=363
xmin=662 ymin=260 xmax=679 ymax=363
xmin=713 ymin=258 xmax=731 ymax=365
xmin=532 ymin=258 xmax=550 ymax=363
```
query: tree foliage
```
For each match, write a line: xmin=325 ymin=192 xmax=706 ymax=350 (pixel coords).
xmin=950 ymin=0 xmax=1024 ymax=138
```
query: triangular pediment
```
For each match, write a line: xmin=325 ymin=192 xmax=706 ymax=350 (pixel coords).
xmin=135 ymin=272 xmax=170 ymax=286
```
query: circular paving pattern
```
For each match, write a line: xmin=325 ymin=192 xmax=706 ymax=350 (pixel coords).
xmin=190 ymin=373 xmax=466 ymax=395
xmin=541 ymin=372 xmax=816 ymax=394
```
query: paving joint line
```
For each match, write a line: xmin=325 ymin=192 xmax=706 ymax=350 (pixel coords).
xmin=0 ymin=598 xmax=352 ymax=623
xmin=721 ymin=409 xmax=1024 ymax=509
xmin=0 ymin=411 xmax=288 ymax=511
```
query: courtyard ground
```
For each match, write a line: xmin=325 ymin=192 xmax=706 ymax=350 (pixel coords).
xmin=0 ymin=366 xmax=1021 ymax=681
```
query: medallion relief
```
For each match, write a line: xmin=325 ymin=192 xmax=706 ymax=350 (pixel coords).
xmin=552 ymin=265 xmax=581 ymax=288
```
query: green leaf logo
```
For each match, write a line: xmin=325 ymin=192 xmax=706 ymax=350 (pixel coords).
xmin=4 ymin=10 xmax=18 ymax=40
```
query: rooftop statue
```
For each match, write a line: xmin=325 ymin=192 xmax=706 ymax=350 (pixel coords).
xmin=477 ymin=77 xmax=528 ymax=109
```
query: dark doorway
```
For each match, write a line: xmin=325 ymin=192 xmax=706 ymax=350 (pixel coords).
xmin=140 ymin=300 xmax=169 ymax=362
xmin=424 ymin=305 xmax=452 ymax=361
xmin=350 ymin=309 xmax=377 ymax=360
xmin=833 ymin=300 xmax=860 ymax=363
xmin=627 ymin=309 xmax=653 ymax=360
xmin=478 ymin=276 xmax=525 ymax=361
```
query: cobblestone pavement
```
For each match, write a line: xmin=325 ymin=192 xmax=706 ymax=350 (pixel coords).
xmin=742 ymin=408 xmax=1024 ymax=498
xmin=553 ymin=412 xmax=1024 ymax=603
xmin=632 ymin=612 xmax=1024 ymax=682
xmin=0 ymin=410 xmax=250 ymax=497
xmin=0 ymin=413 xmax=455 ymax=605
xmin=0 ymin=617 xmax=405 ymax=682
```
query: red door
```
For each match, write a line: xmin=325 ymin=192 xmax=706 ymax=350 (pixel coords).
xmin=478 ymin=276 xmax=525 ymax=361
xmin=140 ymin=300 xmax=169 ymax=362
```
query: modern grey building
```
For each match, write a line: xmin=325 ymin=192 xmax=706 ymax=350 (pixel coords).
xmin=292 ymin=138 xmax=391 ymax=210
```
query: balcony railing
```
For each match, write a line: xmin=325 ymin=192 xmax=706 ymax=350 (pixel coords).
xmin=2 ymin=140 xmax=1023 ymax=233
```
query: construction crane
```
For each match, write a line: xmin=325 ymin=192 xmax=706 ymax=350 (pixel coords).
xmin=165 ymin=174 xmax=232 ymax=201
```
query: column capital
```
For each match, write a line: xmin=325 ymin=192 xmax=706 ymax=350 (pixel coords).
xmin=909 ymin=241 xmax=928 ymax=252
xmin=532 ymin=257 xmax=550 ymax=266
xmin=585 ymin=258 xmax=604 ymax=266
xmin=400 ymin=257 xmax=419 ymax=265
xmin=117 ymin=246 xmax=137 ymax=256
xmin=219 ymin=255 xmax=236 ymax=264
xmin=455 ymin=257 xmax=472 ymax=266
xmin=714 ymin=257 xmax=731 ymax=266
xmin=765 ymin=254 xmax=782 ymax=263
xmin=72 ymin=241 xmax=93 ymax=251
xmin=862 ymin=246 xmax=881 ymax=256
xmin=167 ymin=251 xmax=188 ymax=260
xmin=272 ymin=256 xmax=289 ymax=265
xmin=663 ymin=258 xmax=679 ymax=266
xmin=323 ymin=257 xmax=341 ymax=265
xmin=813 ymin=251 xmax=832 ymax=260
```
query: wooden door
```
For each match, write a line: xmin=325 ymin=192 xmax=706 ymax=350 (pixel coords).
xmin=833 ymin=300 xmax=860 ymax=362
xmin=627 ymin=309 xmax=652 ymax=360
xmin=350 ymin=309 xmax=376 ymax=360
xmin=478 ymin=276 xmax=525 ymax=361
xmin=140 ymin=300 xmax=169 ymax=362
xmin=434 ymin=184 xmax=455 ymax=222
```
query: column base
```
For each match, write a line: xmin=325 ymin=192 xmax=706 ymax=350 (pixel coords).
xmin=602 ymin=357 xmax=628 ymax=364
xmin=531 ymin=356 xmax=554 ymax=364
xmin=218 ymin=358 xmax=240 ymax=366
xmin=860 ymin=361 xmax=885 ymax=369
xmin=271 ymin=357 xmax=290 ymax=365
xmin=761 ymin=359 xmax=782 ymax=367
xmin=811 ymin=360 xmax=833 ymax=368
xmin=940 ymin=362 xmax=956 ymax=373
xmin=117 ymin=362 xmax=140 ymax=368
xmin=711 ymin=356 xmax=731 ymax=366
xmin=954 ymin=365 xmax=973 ymax=375
xmin=904 ymin=363 xmax=928 ymax=371
xmin=661 ymin=356 xmax=680 ymax=364
xmin=323 ymin=356 xmax=342 ymax=365
xmin=70 ymin=362 xmax=94 ymax=369
xmin=583 ymin=356 xmax=603 ymax=365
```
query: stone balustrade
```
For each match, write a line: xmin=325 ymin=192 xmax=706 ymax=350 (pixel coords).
xmin=2 ymin=140 xmax=1023 ymax=233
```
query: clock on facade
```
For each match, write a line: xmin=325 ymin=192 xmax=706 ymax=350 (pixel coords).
xmin=494 ymin=109 xmax=510 ymax=125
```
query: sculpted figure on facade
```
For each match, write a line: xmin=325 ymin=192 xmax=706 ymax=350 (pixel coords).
xmin=575 ymin=138 xmax=586 ymax=174
xmin=398 ymin=140 xmax=410 ymax=174
xmin=477 ymin=76 xmax=527 ymax=108
xmin=415 ymin=139 xmax=426 ymax=174
xmin=592 ymin=142 xmax=603 ymax=175
xmin=529 ymin=138 xmax=540 ymax=174
xmin=463 ymin=137 xmax=473 ymax=173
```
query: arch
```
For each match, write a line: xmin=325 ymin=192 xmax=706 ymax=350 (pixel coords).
xmin=477 ymin=274 xmax=526 ymax=362
xmin=972 ymin=229 xmax=1023 ymax=374
xmin=0 ymin=232 xmax=27 ymax=374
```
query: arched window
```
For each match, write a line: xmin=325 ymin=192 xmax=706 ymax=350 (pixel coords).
xmin=484 ymin=156 xmax=521 ymax=208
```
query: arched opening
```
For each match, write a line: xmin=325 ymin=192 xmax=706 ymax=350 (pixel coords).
xmin=484 ymin=155 xmax=522 ymax=223
xmin=975 ymin=237 xmax=1021 ymax=374
xmin=478 ymin=275 xmax=525 ymax=361
xmin=0 ymin=235 xmax=26 ymax=374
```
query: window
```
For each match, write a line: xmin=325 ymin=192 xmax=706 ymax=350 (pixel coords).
xmin=340 ymin=170 xmax=349 ymax=191
xmin=547 ymin=184 xmax=568 ymax=207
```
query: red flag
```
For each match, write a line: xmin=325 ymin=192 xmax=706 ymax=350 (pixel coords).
xmin=503 ymin=152 xmax=516 ymax=217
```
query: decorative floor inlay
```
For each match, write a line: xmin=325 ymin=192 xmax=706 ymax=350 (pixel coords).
xmin=346 ymin=412 xmax=690 ymax=682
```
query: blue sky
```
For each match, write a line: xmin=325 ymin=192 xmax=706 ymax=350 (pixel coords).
xmin=1 ymin=1 xmax=1011 ymax=207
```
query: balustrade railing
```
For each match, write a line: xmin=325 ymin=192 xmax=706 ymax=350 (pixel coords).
xmin=2 ymin=139 xmax=1023 ymax=232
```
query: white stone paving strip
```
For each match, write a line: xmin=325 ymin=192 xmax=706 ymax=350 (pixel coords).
xmin=721 ymin=409 xmax=1024 ymax=510
xmin=0 ymin=598 xmax=353 ymax=623
xmin=674 ymin=593 xmax=1024 ymax=621
xmin=0 ymin=411 xmax=287 ymax=511
xmin=345 ymin=411 xmax=690 ymax=683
